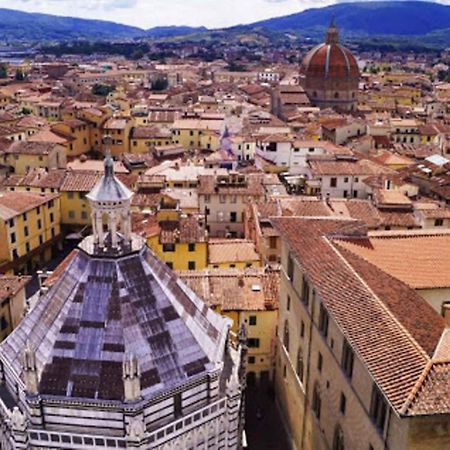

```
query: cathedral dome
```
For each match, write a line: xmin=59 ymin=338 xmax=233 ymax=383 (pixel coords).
xmin=301 ymin=20 xmax=360 ymax=112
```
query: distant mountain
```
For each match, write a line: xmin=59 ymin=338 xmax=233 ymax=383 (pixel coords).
xmin=146 ymin=26 xmax=208 ymax=39
xmin=248 ymin=1 xmax=450 ymax=37
xmin=0 ymin=8 xmax=143 ymax=41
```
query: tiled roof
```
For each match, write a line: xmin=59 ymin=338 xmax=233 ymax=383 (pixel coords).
xmin=5 ymin=141 xmax=60 ymax=155
xmin=0 ymin=275 xmax=31 ymax=301
xmin=309 ymin=159 xmax=390 ymax=176
xmin=0 ymin=168 xmax=66 ymax=189
xmin=272 ymin=217 xmax=446 ymax=415
xmin=334 ymin=231 xmax=450 ymax=289
xmin=179 ymin=268 xmax=279 ymax=311
xmin=208 ymin=239 xmax=260 ymax=265
xmin=0 ymin=191 xmax=59 ymax=220
xmin=279 ymin=197 xmax=333 ymax=217
xmin=198 ymin=174 xmax=265 ymax=196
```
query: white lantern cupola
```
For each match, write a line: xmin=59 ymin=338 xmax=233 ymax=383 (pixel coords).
xmin=86 ymin=137 xmax=134 ymax=254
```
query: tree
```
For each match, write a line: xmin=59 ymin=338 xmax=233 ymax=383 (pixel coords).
xmin=15 ymin=69 xmax=26 ymax=81
xmin=92 ymin=84 xmax=115 ymax=96
xmin=131 ymin=49 xmax=145 ymax=60
xmin=0 ymin=64 xmax=7 ymax=79
xmin=151 ymin=78 xmax=168 ymax=91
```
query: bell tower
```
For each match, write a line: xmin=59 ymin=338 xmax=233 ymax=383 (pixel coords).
xmin=86 ymin=136 xmax=134 ymax=254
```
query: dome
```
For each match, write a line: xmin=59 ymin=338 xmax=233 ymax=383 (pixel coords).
xmin=300 ymin=20 xmax=360 ymax=112
xmin=302 ymin=43 xmax=360 ymax=80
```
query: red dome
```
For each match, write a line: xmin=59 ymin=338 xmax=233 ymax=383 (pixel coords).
xmin=302 ymin=43 xmax=360 ymax=80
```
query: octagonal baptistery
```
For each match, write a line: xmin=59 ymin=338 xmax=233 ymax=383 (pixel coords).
xmin=0 ymin=155 xmax=245 ymax=450
xmin=301 ymin=20 xmax=360 ymax=112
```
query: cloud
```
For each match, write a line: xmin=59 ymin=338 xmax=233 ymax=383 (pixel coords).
xmin=1 ymin=0 xmax=449 ymax=28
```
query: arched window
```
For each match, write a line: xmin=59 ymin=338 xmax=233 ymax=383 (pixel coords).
xmin=333 ymin=425 xmax=345 ymax=450
xmin=334 ymin=92 xmax=339 ymax=99
xmin=296 ymin=347 xmax=304 ymax=382
xmin=283 ymin=320 xmax=290 ymax=352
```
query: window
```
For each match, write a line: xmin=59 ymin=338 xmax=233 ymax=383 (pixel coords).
xmin=25 ymin=242 xmax=30 ymax=253
xmin=318 ymin=304 xmax=329 ymax=337
xmin=37 ymin=219 xmax=42 ymax=229
xmin=24 ymin=226 xmax=29 ymax=237
xmin=39 ymin=235 xmax=43 ymax=245
xmin=12 ymin=249 xmax=18 ymax=259
xmin=68 ymin=211 xmax=75 ymax=219
xmin=287 ymin=253 xmax=294 ymax=281
xmin=22 ymin=212 xmax=27 ymax=221
xmin=8 ymin=219 xmax=14 ymax=228
xmin=174 ymin=393 xmax=182 ymax=419
xmin=300 ymin=320 xmax=305 ymax=338
xmin=230 ymin=195 xmax=237 ymax=203
xmin=219 ymin=194 xmax=226 ymax=204
xmin=435 ymin=219 xmax=444 ymax=227
xmin=188 ymin=261 xmax=196 ymax=270
xmin=230 ymin=212 xmax=237 ymax=223
xmin=269 ymin=236 xmax=277 ymax=249
xmin=301 ymin=275 xmax=310 ymax=305
xmin=333 ymin=426 xmax=345 ymax=450
xmin=248 ymin=356 xmax=256 ymax=364
xmin=287 ymin=295 xmax=291 ymax=311
xmin=344 ymin=177 xmax=349 ymax=183
xmin=49 ymin=213 xmax=54 ymax=223
xmin=249 ymin=316 xmax=257 ymax=326
xmin=204 ymin=194 xmax=211 ymax=204
xmin=340 ymin=392 xmax=346 ymax=415
xmin=68 ymin=192 xmax=74 ymax=199
xmin=296 ymin=348 xmax=304 ymax=382
xmin=10 ymin=232 xmax=16 ymax=244
xmin=166 ymin=262 xmax=173 ymax=270
xmin=370 ymin=385 xmax=387 ymax=431
xmin=163 ymin=243 xmax=175 ymax=252
xmin=317 ymin=352 xmax=323 ymax=372
xmin=330 ymin=177 xmax=337 ymax=188
xmin=341 ymin=339 xmax=354 ymax=379
xmin=247 ymin=338 xmax=260 ymax=348
xmin=283 ymin=320 xmax=289 ymax=351
xmin=51 ymin=228 xmax=55 ymax=238
xmin=188 ymin=243 xmax=196 ymax=252
xmin=343 ymin=190 xmax=348 ymax=198
xmin=312 ymin=383 xmax=321 ymax=420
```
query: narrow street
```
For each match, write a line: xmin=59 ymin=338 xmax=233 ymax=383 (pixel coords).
xmin=245 ymin=380 xmax=291 ymax=450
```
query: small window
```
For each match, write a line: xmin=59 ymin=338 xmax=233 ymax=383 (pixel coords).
xmin=249 ymin=316 xmax=257 ymax=326
xmin=248 ymin=356 xmax=256 ymax=364
xmin=247 ymin=338 xmax=260 ymax=348
xmin=301 ymin=275 xmax=310 ymax=305
xmin=296 ymin=348 xmax=304 ymax=382
xmin=283 ymin=320 xmax=289 ymax=351
xmin=22 ymin=212 xmax=27 ymax=221
xmin=287 ymin=253 xmax=294 ymax=281
xmin=37 ymin=219 xmax=42 ymax=229
xmin=370 ymin=384 xmax=387 ymax=431
xmin=341 ymin=338 xmax=354 ymax=379
xmin=166 ymin=262 xmax=173 ymax=270
xmin=287 ymin=295 xmax=291 ymax=311
xmin=312 ymin=383 xmax=321 ymax=419
xmin=330 ymin=177 xmax=337 ymax=188
xmin=317 ymin=352 xmax=323 ymax=372
xmin=318 ymin=304 xmax=329 ymax=337
xmin=435 ymin=219 xmax=444 ymax=227
xmin=300 ymin=320 xmax=305 ymax=338
xmin=333 ymin=426 xmax=345 ymax=450
xmin=10 ymin=232 xmax=16 ymax=244
xmin=219 ymin=194 xmax=226 ymax=204
xmin=188 ymin=243 xmax=195 ymax=252
xmin=163 ymin=243 xmax=175 ymax=252
xmin=230 ymin=212 xmax=237 ymax=223
xmin=24 ymin=226 xmax=29 ymax=237
xmin=188 ymin=261 xmax=196 ymax=270
xmin=340 ymin=392 xmax=346 ymax=415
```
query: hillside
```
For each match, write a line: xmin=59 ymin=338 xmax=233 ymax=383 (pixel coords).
xmin=0 ymin=8 xmax=143 ymax=41
xmin=249 ymin=1 xmax=450 ymax=37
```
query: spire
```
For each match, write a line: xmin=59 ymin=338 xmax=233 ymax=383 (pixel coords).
xmin=325 ymin=16 xmax=339 ymax=45
xmin=104 ymin=147 xmax=114 ymax=180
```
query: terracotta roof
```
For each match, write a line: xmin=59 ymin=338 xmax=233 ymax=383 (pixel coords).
xmin=272 ymin=217 xmax=446 ymax=415
xmin=0 ymin=168 xmax=66 ymax=190
xmin=279 ymin=197 xmax=333 ymax=217
xmin=309 ymin=159 xmax=389 ymax=177
xmin=335 ymin=231 xmax=450 ymax=289
xmin=329 ymin=199 xmax=382 ymax=229
xmin=131 ymin=125 xmax=171 ymax=139
xmin=208 ymin=239 xmax=260 ymax=265
xmin=179 ymin=268 xmax=279 ymax=311
xmin=0 ymin=191 xmax=59 ymax=220
xmin=198 ymin=174 xmax=265 ymax=196
xmin=5 ymin=141 xmax=61 ymax=155
xmin=0 ymin=275 xmax=31 ymax=301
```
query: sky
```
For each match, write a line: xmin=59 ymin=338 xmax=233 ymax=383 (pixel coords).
xmin=1 ymin=0 xmax=449 ymax=29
